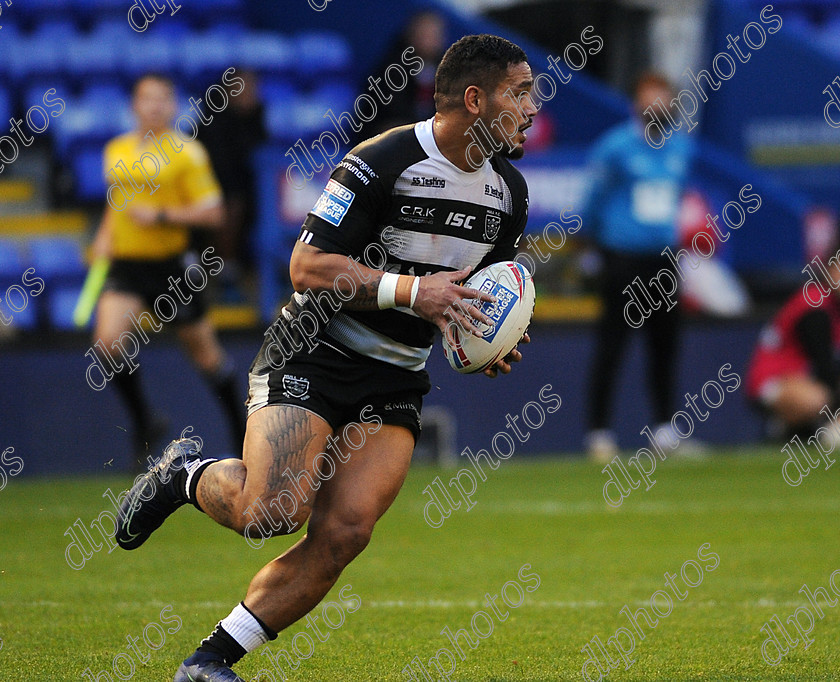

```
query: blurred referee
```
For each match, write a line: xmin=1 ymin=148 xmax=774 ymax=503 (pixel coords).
xmin=90 ymin=74 xmax=246 ymax=465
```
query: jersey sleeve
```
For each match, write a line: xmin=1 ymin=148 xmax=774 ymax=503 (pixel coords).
xmin=181 ymin=142 xmax=223 ymax=206
xmin=300 ymin=152 xmax=389 ymax=257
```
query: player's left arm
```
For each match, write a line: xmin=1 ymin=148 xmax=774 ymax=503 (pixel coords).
xmin=480 ymin=175 xmax=531 ymax=379
xmin=129 ymin=142 xmax=224 ymax=229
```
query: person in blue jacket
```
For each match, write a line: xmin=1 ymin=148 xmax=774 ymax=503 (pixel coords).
xmin=580 ymin=71 xmax=694 ymax=462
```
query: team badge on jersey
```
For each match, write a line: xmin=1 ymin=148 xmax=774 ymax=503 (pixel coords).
xmin=484 ymin=210 xmax=502 ymax=241
xmin=312 ymin=179 xmax=355 ymax=227
xmin=282 ymin=375 xmax=310 ymax=400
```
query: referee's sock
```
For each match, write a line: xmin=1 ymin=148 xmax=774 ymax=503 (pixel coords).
xmin=203 ymin=357 xmax=247 ymax=448
xmin=185 ymin=602 xmax=276 ymax=666
xmin=111 ymin=367 xmax=151 ymax=436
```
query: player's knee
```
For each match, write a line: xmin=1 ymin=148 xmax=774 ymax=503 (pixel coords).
xmin=317 ymin=519 xmax=374 ymax=572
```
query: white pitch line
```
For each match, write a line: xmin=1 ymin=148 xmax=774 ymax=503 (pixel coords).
xmin=405 ymin=497 xmax=840 ymax=516
xmin=22 ymin=599 xmax=809 ymax=611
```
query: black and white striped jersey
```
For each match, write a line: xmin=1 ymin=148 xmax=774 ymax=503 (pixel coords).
xmin=296 ymin=116 xmax=529 ymax=372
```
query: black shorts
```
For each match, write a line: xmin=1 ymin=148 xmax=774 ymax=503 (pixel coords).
xmin=103 ymin=255 xmax=207 ymax=325
xmin=246 ymin=329 xmax=431 ymax=443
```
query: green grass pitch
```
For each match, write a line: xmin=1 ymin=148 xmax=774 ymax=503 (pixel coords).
xmin=1 ymin=450 xmax=839 ymax=681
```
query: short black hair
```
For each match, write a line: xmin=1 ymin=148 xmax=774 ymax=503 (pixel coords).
xmin=132 ymin=73 xmax=176 ymax=96
xmin=434 ymin=34 xmax=528 ymax=111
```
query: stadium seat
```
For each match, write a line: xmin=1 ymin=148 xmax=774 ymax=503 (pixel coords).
xmin=52 ymin=84 xmax=131 ymax=161
xmin=0 ymin=88 xmax=12 ymax=131
xmin=179 ymin=0 xmax=244 ymax=28
xmin=28 ymin=237 xmax=86 ymax=286
xmin=89 ymin=18 xmax=137 ymax=49
xmin=177 ymin=31 xmax=236 ymax=87
xmin=235 ymin=31 xmax=294 ymax=78
xmin=21 ymin=82 xmax=71 ymax=118
xmin=260 ymin=79 xmax=297 ymax=142
xmin=46 ymin=285 xmax=84 ymax=330
xmin=0 ymin=239 xmax=25 ymax=285
xmin=32 ymin=19 xmax=79 ymax=42
xmin=288 ymin=83 xmax=356 ymax=141
xmin=0 ymin=293 xmax=38 ymax=330
xmin=15 ymin=0 xmax=71 ymax=25
xmin=51 ymin=97 xmax=107 ymax=161
xmin=312 ymin=80 xmax=355 ymax=116
xmin=7 ymin=36 xmax=64 ymax=85
xmin=67 ymin=35 xmax=121 ymax=84
xmin=71 ymin=144 xmax=107 ymax=203
xmin=123 ymin=35 xmax=178 ymax=81
xmin=819 ymin=14 xmax=840 ymax=56
xmin=144 ymin=17 xmax=194 ymax=40
xmin=293 ymin=31 xmax=352 ymax=81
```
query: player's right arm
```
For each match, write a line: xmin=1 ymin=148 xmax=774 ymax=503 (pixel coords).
xmin=90 ymin=208 xmax=115 ymax=260
xmin=290 ymin=241 xmax=494 ymax=339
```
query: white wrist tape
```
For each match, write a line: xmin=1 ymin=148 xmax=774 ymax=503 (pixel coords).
xmin=409 ymin=276 xmax=420 ymax=308
xmin=377 ymin=272 xmax=400 ymax=309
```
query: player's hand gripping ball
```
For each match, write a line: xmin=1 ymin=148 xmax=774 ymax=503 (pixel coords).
xmin=443 ymin=261 xmax=535 ymax=374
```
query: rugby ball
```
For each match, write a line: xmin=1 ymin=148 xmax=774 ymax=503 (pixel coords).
xmin=443 ymin=261 xmax=535 ymax=374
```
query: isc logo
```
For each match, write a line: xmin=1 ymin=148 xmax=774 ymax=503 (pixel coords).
xmin=445 ymin=212 xmax=475 ymax=229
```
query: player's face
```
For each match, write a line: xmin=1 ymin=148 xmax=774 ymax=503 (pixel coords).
xmin=132 ymin=78 xmax=177 ymax=132
xmin=635 ymin=83 xmax=672 ymax=124
xmin=484 ymin=62 xmax=537 ymax=160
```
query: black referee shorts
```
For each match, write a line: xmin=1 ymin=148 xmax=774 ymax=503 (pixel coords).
xmin=246 ymin=324 xmax=430 ymax=443
xmin=103 ymin=254 xmax=207 ymax=325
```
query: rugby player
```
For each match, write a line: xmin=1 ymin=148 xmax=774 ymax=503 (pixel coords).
xmin=114 ymin=35 xmax=537 ymax=681
xmin=91 ymin=74 xmax=246 ymax=462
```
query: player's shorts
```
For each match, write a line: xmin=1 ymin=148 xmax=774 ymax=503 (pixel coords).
xmin=103 ymin=254 xmax=207 ymax=325
xmin=246 ymin=327 xmax=431 ymax=443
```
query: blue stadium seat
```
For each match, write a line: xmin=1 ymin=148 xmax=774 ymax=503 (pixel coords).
xmin=177 ymin=32 xmax=236 ymax=86
xmin=72 ymin=144 xmax=107 ymax=203
xmin=236 ymin=31 xmax=293 ymax=78
xmin=81 ymin=84 xmax=132 ymax=138
xmin=15 ymin=0 xmax=70 ymax=24
xmin=312 ymin=80 xmax=355 ymax=115
xmin=28 ymin=238 xmax=86 ymax=286
xmin=46 ymin=285 xmax=84 ymax=330
xmin=0 ymin=88 xmax=12 ymax=130
xmin=179 ymin=0 xmax=244 ymax=28
xmin=91 ymin=0 xmax=128 ymax=13
xmin=67 ymin=35 xmax=120 ymax=84
xmin=82 ymin=82 xmax=128 ymax=104
xmin=294 ymin=31 xmax=352 ymax=81
xmin=7 ymin=36 xmax=64 ymax=84
xmin=22 ymin=82 xmax=71 ymax=117
xmin=123 ymin=35 xmax=177 ymax=80
xmin=0 ymin=294 xmax=38 ymax=330
xmin=291 ymin=92 xmax=332 ymax=139
xmin=0 ymin=239 xmax=25 ymax=285
xmin=51 ymin=97 xmax=106 ymax=161
xmin=288 ymin=83 xmax=355 ymax=141
xmin=32 ymin=19 xmax=79 ymax=42
xmin=90 ymin=18 xmax=137 ymax=49
xmin=819 ymin=14 xmax=840 ymax=56
xmin=260 ymin=78 xmax=297 ymax=142
xmin=144 ymin=17 xmax=194 ymax=40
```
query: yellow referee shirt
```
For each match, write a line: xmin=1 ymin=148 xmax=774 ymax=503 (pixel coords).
xmin=103 ymin=130 xmax=222 ymax=260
